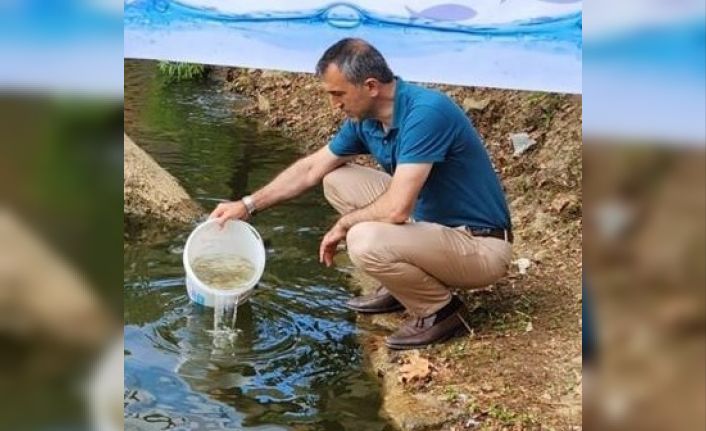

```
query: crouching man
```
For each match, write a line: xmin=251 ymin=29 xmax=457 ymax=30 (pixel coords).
xmin=211 ymin=38 xmax=513 ymax=349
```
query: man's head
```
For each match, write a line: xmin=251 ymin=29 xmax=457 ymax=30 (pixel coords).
xmin=316 ymin=38 xmax=394 ymax=121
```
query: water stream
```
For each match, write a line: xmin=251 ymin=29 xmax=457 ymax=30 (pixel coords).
xmin=124 ymin=59 xmax=392 ymax=431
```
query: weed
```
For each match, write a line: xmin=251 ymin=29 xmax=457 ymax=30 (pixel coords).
xmin=158 ymin=61 xmax=207 ymax=82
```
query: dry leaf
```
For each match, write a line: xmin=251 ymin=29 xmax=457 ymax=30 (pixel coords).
xmin=551 ymin=193 xmax=578 ymax=213
xmin=257 ymin=94 xmax=270 ymax=112
xmin=462 ymin=97 xmax=490 ymax=112
xmin=398 ymin=355 xmax=431 ymax=383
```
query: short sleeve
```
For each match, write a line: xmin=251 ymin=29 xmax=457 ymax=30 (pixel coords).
xmin=328 ymin=119 xmax=367 ymax=156
xmin=398 ymin=107 xmax=454 ymax=164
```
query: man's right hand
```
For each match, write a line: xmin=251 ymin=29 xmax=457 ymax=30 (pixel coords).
xmin=209 ymin=200 xmax=250 ymax=227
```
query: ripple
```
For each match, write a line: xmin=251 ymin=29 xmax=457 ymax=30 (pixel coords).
xmin=149 ymin=296 xmax=301 ymax=362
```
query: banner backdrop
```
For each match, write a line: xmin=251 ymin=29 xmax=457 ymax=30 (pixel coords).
xmin=124 ymin=0 xmax=582 ymax=93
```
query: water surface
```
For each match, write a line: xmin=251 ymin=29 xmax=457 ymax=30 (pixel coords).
xmin=124 ymin=59 xmax=391 ymax=431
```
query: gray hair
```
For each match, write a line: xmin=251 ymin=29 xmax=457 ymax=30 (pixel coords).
xmin=315 ymin=38 xmax=394 ymax=85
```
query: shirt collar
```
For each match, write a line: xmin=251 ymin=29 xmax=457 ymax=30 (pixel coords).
xmin=390 ymin=76 xmax=405 ymax=131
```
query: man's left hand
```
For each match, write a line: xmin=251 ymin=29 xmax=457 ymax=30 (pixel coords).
xmin=319 ymin=223 xmax=348 ymax=267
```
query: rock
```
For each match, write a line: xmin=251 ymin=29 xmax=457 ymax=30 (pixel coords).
xmin=465 ymin=418 xmax=481 ymax=428
xmin=510 ymin=132 xmax=536 ymax=156
xmin=124 ymin=134 xmax=203 ymax=229
xmin=514 ymin=258 xmax=532 ymax=275
xmin=462 ymin=97 xmax=490 ymax=112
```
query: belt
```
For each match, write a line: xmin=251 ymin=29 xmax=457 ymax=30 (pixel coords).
xmin=465 ymin=226 xmax=514 ymax=243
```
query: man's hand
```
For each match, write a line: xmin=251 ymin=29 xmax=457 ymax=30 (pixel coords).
xmin=319 ymin=222 xmax=348 ymax=267
xmin=209 ymin=200 xmax=250 ymax=227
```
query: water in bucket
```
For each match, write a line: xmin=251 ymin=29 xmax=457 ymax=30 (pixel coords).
xmin=192 ymin=253 xmax=256 ymax=291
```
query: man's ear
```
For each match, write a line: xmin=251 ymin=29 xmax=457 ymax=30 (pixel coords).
xmin=364 ymin=78 xmax=380 ymax=96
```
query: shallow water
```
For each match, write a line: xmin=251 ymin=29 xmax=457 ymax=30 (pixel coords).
xmin=124 ymin=59 xmax=392 ymax=430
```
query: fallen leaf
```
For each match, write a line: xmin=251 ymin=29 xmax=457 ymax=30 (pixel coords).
xmin=462 ymin=97 xmax=490 ymax=112
xmin=551 ymin=193 xmax=579 ymax=214
xmin=398 ymin=355 xmax=432 ymax=383
xmin=257 ymin=94 xmax=270 ymax=112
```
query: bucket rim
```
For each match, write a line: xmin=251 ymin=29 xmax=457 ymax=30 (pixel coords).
xmin=183 ymin=218 xmax=266 ymax=297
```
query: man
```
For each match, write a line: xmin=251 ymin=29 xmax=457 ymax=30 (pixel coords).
xmin=210 ymin=38 xmax=513 ymax=350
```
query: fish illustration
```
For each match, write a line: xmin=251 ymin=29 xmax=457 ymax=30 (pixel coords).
xmin=405 ymin=4 xmax=477 ymax=21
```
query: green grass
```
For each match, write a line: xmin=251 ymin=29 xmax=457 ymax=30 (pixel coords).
xmin=157 ymin=61 xmax=208 ymax=82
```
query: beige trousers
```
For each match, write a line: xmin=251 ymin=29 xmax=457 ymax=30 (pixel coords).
xmin=323 ymin=164 xmax=513 ymax=317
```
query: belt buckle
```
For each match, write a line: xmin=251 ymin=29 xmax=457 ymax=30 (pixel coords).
xmin=471 ymin=227 xmax=491 ymax=237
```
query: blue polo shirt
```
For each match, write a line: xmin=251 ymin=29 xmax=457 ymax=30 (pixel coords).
xmin=329 ymin=77 xmax=511 ymax=230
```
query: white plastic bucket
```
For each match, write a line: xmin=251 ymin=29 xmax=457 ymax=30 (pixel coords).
xmin=183 ymin=219 xmax=266 ymax=307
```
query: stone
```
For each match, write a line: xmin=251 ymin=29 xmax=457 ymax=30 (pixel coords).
xmin=510 ymin=132 xmax=536 ymax=156
xmin=515 ymin=258 xmax=532 ymax=275
xmin=124 ymin=134 xmax=203 ymax=229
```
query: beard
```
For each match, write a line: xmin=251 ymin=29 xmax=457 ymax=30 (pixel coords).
xmin=348 ymin=107 xmax=374 ymax=123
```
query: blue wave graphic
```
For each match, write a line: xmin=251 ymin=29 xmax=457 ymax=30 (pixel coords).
xmin=125 ymin=0 xmax=581 ymax=46
xmin=124 ymin=0 xmax=583 ymax=93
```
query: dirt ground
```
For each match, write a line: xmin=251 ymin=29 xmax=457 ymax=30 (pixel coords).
xmin=216 ymin=67 xmax=582 ymax=430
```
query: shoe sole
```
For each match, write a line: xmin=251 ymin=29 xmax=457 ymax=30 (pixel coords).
xmin=345 ymin=303 xmax=405 ymax=314
xmin=385 ymin=330 xmax=457 ymax=350
xmin=385 ymin=321 xmax=469 ymax=350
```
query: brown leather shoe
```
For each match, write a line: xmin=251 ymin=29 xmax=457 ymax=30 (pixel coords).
xmin=345 ymin=286 xmax=404 ymax=314
xmin=385 ymin=296 xmax=469 ymax=350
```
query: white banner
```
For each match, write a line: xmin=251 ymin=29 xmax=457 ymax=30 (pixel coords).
xmin=124 ymin=0 xmax=582 ymax=93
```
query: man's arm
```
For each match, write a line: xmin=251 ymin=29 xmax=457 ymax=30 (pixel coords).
xmin=339 ymin=163 xmax=432 ymax=228
xmin=319 ymin=163 xmax=432 ymax=266
xmin=211 ymin=146 xmax=352 ymax=225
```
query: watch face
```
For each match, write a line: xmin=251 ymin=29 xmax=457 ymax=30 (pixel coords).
xmin=243 ymin=196 xmax=256 ymax=214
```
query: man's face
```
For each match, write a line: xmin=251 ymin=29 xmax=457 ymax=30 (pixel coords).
xmin=321 ymin=64 xmax=377 ymax=121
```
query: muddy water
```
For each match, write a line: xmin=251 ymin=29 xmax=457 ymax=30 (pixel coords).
xmin=124 ymin=60 xmax=391 ymax=431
